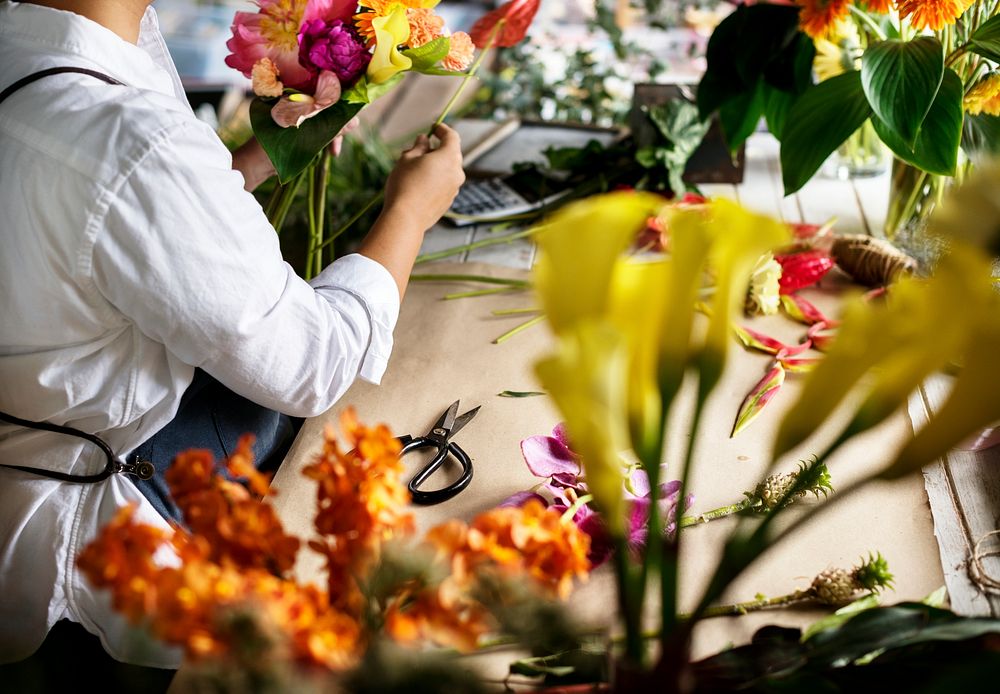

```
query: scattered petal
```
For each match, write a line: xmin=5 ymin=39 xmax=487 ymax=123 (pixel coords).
xmin=732 ymin=363 xmax=786 ymax=437
xmin=520 ymin=435 xmax=579 ymax=478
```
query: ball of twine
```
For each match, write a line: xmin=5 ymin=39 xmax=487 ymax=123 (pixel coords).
xmin=969 ymin=529 xmax=1000 ymax=593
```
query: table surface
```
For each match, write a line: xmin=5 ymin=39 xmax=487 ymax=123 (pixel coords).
xmin=417 ymin=122 xmax=1000 ymax=617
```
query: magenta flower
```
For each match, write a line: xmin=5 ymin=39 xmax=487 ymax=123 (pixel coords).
xmin=502 ymin=425 xmax=692 ymax=568
xmin=298 ymin=19 xmax=371 ymax=86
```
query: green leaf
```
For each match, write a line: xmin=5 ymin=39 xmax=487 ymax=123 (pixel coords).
xmin=250 ymin=97 xmax=365 ymax=183
xmin=402 ymin=36 xmax=451 ymax=71
xmin=780 ymin=71 xmax=873 ymax=195
xmin=962 ymin=112 xmax=1000 ymax=158
xmin=763 ymin=84 xmax=796 ymax=139
xmin=509 ymin=656 xmax=575 ymax=678
xmin=861 ymin=37 xmax=944 ymax=147
xmin=642 ymin=100 xmax=712 ymax=191
xmin=718 ymin=79 xmax=764 ymax=153
xmin=871 ymin=68 xmax=963 ymax=176
xmin=497 ymin=390 xmax=546 ymax=398
xmin=801 ymin=594 xmax=881 ymax=642
xmin=763 ymin=31 xmax=816 ymax=95
xmin=968 ymin=14 xmax=1000 ymax=63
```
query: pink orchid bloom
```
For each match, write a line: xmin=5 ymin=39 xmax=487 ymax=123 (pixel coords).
xmin=271 ymin=70 xmax=341 ymax=128
xmin=502 ymin=424 xmax=691 ymax=567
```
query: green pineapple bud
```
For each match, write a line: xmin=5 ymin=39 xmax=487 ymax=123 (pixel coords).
xmin=852 ymin=551 xmax=895 ymax=593
xmin=746 ymin=457 xmax=833 ymax=512
xmin=809 ymin=552 xmax=894 ymax=606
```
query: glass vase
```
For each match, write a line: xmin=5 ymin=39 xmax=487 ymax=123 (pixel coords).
xmin=883 ymin=158 xmax=969 ymax=269
xmin=829 ymin=120 xmax=887 ymax=179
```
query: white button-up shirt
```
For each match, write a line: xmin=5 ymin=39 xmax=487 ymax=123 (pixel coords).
xmin=0 ymin=2 xmax=400 ymax=667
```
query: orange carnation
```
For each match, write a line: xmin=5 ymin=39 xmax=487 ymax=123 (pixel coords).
xmin=443 ymin=31 xmax=475 ymax=71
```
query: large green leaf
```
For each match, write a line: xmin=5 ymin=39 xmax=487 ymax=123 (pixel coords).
xmin=871 ymin=68 xmax=963 ymax=176
xmin=969 ymin=13 xmax=1000 ymax=63
xmin=718 ymin=79 xmax=764 ymax=153
xmin=861 ymin=37 xmax=943 ymax=147
xmin=763 ymin=84 xmax=796 ymax=139
xmin=250 ymin=97 xmax=365 ymax=183
xmin=962 ymin=112 xmax=1000 ymax=158
xmin=779 ymin=71 xmax=873 ymax=195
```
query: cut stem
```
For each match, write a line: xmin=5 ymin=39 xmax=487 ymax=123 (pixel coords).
xmin=409 ymin=273 xmax=529 ymax=286
xmin=414 ymin=228 xmax=536 ymax=264
xmin=493 ymin=315 xmax=544 ymax=344
xmin=445 ymin=287 xmax=524 ymax=300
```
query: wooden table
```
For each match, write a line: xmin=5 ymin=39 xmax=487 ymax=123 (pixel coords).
xmin=418 ymin=124 xmax=1000 ymax=618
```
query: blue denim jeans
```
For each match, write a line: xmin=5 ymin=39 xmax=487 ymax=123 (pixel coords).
xmin=126 ymin=369 xmax=302 ymax=523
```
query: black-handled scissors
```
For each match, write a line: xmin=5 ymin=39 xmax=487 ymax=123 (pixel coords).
xmin=398 ymin=400 xmax=481 ymax=505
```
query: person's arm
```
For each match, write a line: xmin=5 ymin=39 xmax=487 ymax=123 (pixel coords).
xmin=358 ymin=124 xmax=465 ymax=300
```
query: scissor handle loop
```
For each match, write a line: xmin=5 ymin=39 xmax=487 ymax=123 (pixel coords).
xmin=399 ymin=436 xmax=473 ymax=505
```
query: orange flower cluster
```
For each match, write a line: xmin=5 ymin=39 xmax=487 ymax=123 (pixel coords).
xmin=385 ymin=500 xmax=591 ymax=650
xmin=77 ymin=504 xmax=363 ymax=669
xmin=78 ymin=412 xmax=592 ymax=673
xmin=166 ymin=436 xmax=300 ymax=576
xmin=303 ymin=409 xmax=413 ymax=613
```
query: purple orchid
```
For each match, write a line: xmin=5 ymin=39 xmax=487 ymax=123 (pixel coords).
xmin=501 ymin=424 xmax=692 ymax=568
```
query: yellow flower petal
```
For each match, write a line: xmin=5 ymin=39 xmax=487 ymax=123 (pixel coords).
xmin=368 ymin=7 xmax=413 ymax=84
xmin=535 ymin=322 xmax=629 ymax=535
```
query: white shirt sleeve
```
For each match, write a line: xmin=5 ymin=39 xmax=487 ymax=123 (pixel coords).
xmin=91 ymin=120 xmax=400 ymax=417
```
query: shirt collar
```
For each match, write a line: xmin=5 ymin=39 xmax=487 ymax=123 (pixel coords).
xmin=0 ymin=2 xmax=179 ymax=99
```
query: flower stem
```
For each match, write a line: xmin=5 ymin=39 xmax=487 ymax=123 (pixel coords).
xmin=414 ymin=228 xmax=536 ymax=264
xmin=409 ymin=273 xmax=529 ymax=286
xmin=493 ymin=315 xmax=544 ymax=344
xmin=445 ymin=286 xmax=524 ymax=300
xmin=305 ymin=161 xmax=318 ymax=280
xmin=560 ymin=494 xmax=594 ymax=524
xmin=679 ymin=499 xmax=753 ymax=528
xmin=698 ymin=591 xmax=809 ymax=618
xmin=267 ymin=173 xmax=305 ymax=234
xmin=432 ymin=21 xmax=504 ymax=129
xmin=491 ymin=306 xmax=540 ymax=316
xmin=312 ymin=190 xmax=384 ymax=254
xmin=848 ymin=4 xmax=886 ymax=41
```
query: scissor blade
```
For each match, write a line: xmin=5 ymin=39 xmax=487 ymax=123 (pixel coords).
xmin=433 ymin=400 xmax=461 ymax=434
xmin=447 ymin=406 xmax=481 ymax=439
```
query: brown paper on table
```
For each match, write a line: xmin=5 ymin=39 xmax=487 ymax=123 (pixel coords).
xmin=271 ymin=262 xmax=945 ymax=667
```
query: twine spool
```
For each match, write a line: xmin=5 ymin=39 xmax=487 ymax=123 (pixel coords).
xmin=969 ymin=529 xmax=1000 ymax=594
xmin=831 ymin=235 xmax=918 ymax=287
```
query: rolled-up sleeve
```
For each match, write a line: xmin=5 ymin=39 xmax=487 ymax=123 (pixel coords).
xmin=91 ymin=120 xmax=400 ymax=417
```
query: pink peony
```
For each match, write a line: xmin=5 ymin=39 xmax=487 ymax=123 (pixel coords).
xmin=298 ymin=19 xmax=371 ymax=86
xmin=225 ymin=4 xmax=314 ymax=92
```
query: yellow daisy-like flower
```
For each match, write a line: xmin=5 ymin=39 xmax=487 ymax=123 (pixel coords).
xmin=813 ymin=17 xmax=862 ymax=82
xmin=355 ymin=0 xmax=439 ymax=44
xmin=896 ymin=0 xmax=972 ymax=31
xmin=964 ymin=73 xmax=1000 ymax=116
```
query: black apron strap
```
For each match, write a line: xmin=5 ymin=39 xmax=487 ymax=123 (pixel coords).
xmin=0 ymin=67 xmax=148 ymax=483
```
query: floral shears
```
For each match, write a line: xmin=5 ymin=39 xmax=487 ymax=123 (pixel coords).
xmin=399 ymin=400 xmax=481 ymax=505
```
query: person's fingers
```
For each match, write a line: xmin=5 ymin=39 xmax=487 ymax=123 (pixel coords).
xmin=342 ymin=117 xmax=361 ymax=135
xmin=402 ymin=134 xmax=431 ymax=159
xmin=330 ymin=135 xmax=344 ymax=157
xmin=431 ymin=123 xmax=461 ymax=154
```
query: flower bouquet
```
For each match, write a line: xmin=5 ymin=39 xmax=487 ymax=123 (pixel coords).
xmin=697 ymin=1 xmax=1000 ymax=243
xmin=224 ymin=0 xmax=474 ymax=276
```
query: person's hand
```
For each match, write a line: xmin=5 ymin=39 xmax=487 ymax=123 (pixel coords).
xmin=232 ymin=137 xmax=277 ymax=193
xmin=382 ymin=124 xmax=465 ymax=232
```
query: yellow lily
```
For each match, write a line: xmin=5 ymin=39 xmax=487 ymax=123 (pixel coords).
xmin=700 ymin=199 xmax=790 ymax=391
xmin=608 ymin=259 xmax=671 ymax=458
xmin=656 ymin=207 xmax=715 ymax=402
xmin=533 ymin=191 xmax=665 ymax=335
xmin=535 ymin=321 xmax=630 ymax=535
xmin=368 ymin=7 xmax=413 ymax=84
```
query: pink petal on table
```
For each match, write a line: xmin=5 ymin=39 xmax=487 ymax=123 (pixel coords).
xmin=521 ymin=434 xmax=580 ymax=478
xmin=779 ymin=356 xmax=822 ymax=374
xmin=733 ymin=325 xmax=806 ymax=356
xmin=807 ymin=321 xmax=837 ymax=352
xmin=731 ymin=363 xmax=786 ymax=437
xmin=781 ymin=293 xmax=832 ymax=326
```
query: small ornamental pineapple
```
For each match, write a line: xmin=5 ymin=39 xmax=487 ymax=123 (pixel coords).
xmin=809 ymin=553 xmax=895 ymax=606
xmin=747 ymin=458 xmax=833 ymax=512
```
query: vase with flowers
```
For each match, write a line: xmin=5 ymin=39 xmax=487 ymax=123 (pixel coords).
xmin=698 ymin=1 xmax=1000 ymax=260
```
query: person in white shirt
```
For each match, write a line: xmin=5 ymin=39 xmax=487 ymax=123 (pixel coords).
xmin=0 ymin=0 xmax=465 ymax=684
